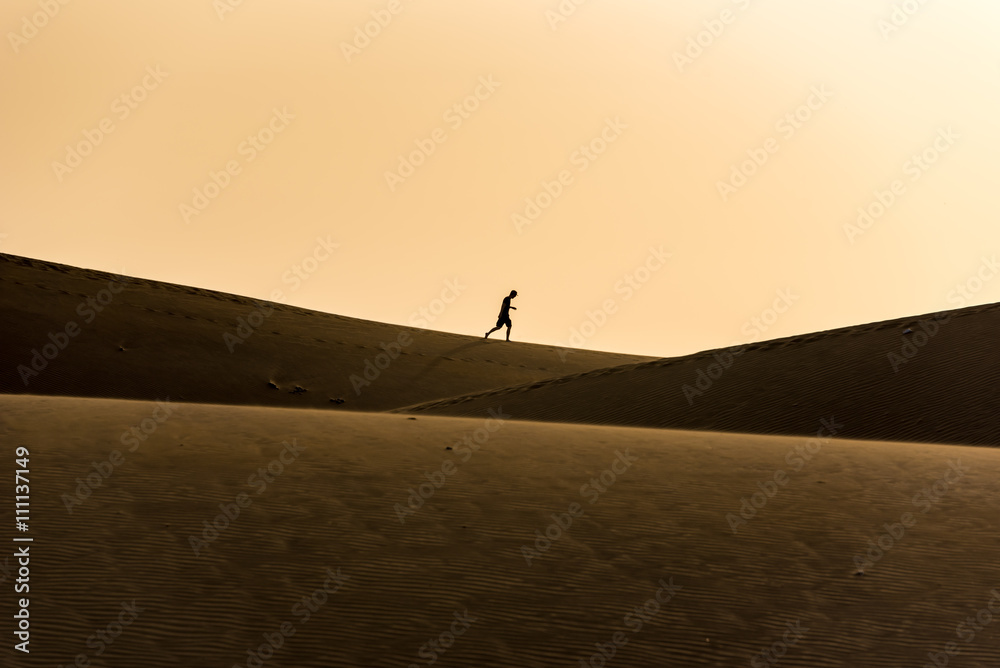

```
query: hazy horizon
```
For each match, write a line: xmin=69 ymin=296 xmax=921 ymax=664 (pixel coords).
xmin=3 ymin=0 xmax=998 ymax=358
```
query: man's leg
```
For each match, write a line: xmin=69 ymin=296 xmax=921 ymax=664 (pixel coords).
xmin=505 ymin=324 xmax=511 ymax=341
xmin=485 ymin=325 xmax=501 ymax=339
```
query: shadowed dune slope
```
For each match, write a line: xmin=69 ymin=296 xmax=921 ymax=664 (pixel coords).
xmin=0 ymin=253 xmax=651 ymax=411
xmin=2 ymin=395 xmax=999 ymax=667
xmin=399 ymin=303 xmax=1000 ymax=446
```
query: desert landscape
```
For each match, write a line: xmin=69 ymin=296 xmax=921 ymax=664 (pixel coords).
xmin=3 ymin=1 xmax=999 ymax=666
xmin=2 ymin=253 xmax=999 ymax=667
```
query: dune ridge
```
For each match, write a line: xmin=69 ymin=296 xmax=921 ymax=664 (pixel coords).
xmin=4 ymin=254 xmax=1000 ymax=667
xmin=0 ymin=252 xmax=653 ymax=412
xmin=399 ymin=302 xmax=1000 ymax=446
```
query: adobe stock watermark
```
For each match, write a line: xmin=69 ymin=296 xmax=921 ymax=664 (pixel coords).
xmin=726 ymin=417 xmax=843 ymax=533
xmin=750 ymin=620 xmax=809 ymax=668
xmin=340 ymin=0 xmax=411 ymax=62
xmin=407 ymin=610 xmax=477 ymax=668
xmin=512 ymin=117 xmax=627 ymax=234
xmin=213 ymin=0 xmax=248 ymax=21
xmin=52 ymin=66 xmax=168 ymax=182
xmin=189 ymin=439 xmax=306 ymax=556
xmin=348 ymin=330 xmax=414 ymax=396
xmin=556 ymin=245 xmax=670 ymax=361
xmin=353 ymin=280 xmax=467 ymax=393
xmin=223 ymin=235 xmax=341 ymax=352
xmin=57 ymin=601 xmax=144 ymax=668
xmin=384 ymin=75 xmax=501 ymax=192
xmin=852 ymin=459 xmax=968 ymax=573
xmin=843 ymin=126 xmax=958 ymax=244
xmin=946 ymin=255 xmax=999 ymax=308
xmin=179 ymin=107 xmax=294 ymax=224
xmin=231 ymin=568 xmax=350 ymax=668
xmin=673 ymin=0 xmax=755 ymax=73
xmin=682 ymin=288 xmax=799 ymax=405
xmin=877 ymin=0 xmax=931 ymax=39
xmin=16 ymin=273 xmax=130 ymax=386
xmin=886 ymin=313 xmax=951 ymax=373
xmin=407 ymin=278 xmax=466 ymax=329
xmin=223 ymin=301 xmax=275 ymax=353
xmin=394 ymin=408 xmax=509 ymax=524
xmin=8 ymin=0 xmax=72 ymax=54
xmin=521 ymin=449 xmax=638 ymax=565
xmin=716 ymin=85 xmax=833 ymax=202
xmin=887 ymin=250 xmax=996 ymax=370
xmin=577 ymin=577 xmax=682 ymax=668
xmin=922 ymin=589 xmax=1000 ymax=668
xmin=61 ymin=399 xmax=176 ymax=513
xmin=544 ymin=0 xmax=591 ymax=31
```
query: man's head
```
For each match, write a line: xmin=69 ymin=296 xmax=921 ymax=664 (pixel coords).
xmin=509 ymin=290 xmax=517 ymax=298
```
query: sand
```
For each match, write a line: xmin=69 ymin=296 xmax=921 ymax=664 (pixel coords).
xmin=2 ymin=253 xmax=999 ymax=667
xmin=3 ymin=395 xmax=1000 ymax=667
xmin=400 ymin=304 xmax=1000 ymax=446
xmin=0 ymin=253 xmax=651 ymax=412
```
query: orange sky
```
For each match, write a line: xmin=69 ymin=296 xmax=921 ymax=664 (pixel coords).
xmin=2 ymin=0 xmax=999 ymax=357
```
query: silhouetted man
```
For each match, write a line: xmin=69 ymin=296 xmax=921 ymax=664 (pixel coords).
xmin=485 ymin=290 xmax=517 ymax=341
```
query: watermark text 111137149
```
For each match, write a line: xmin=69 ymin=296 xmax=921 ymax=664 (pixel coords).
xmin=14 ymin=445 xmax=33 ymax=654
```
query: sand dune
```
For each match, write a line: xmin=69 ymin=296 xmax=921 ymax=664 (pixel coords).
xmin=0 ymin=253 xmax=651 ymax=411
xmin=4 ymin=254 xmax=1000 ymax=667
xmin=3 ymin=394 xmax=999 ymax=667
xmin=400 ymin=303 xmax=1000 ymax=446
xmin=9 ymin=252 xmax=998 ymax=448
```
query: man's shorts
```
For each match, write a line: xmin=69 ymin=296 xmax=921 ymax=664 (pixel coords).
xmin=496 ymin=316 xmax=511 ymax=328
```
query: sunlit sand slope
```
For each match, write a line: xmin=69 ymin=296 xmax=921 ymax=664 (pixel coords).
xmin=400 ymin=303 xmax=1000 ymax=446
xmin=0 ymin=253 xmax=651 ymax=411
xmin=3 ymin=395 xmax=999 ymax=667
